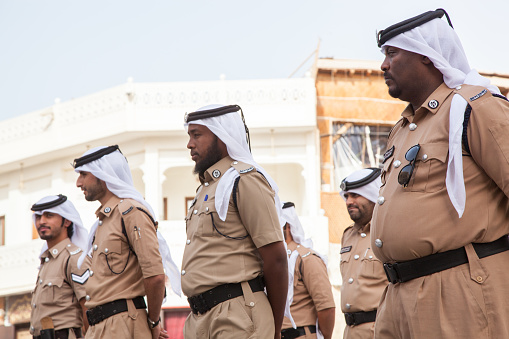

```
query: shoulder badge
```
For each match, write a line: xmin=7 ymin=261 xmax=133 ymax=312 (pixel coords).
xmin=301 ymin=251 xmax=312 ymax=258
xmin=239 ymin=166 xmax=254 ymax=174
xmin=122 ymin=206 xmax=134 ymax=215
xmin=470 ymin=89 xmax=487 ymax=102
xmin=340 ymin=246 xmax=352 ymax=254
xmin=69 ymin=248 xmax=82 ymax=255
xmin=71 ymin=269 xmax=90 ymax=285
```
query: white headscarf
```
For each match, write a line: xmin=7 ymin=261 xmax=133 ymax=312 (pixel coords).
xmin=381 ymin=17 xmax=501 ymax=218
xmin=339 ymin=168 xmax=382 ymax=204
xmin=32 ymin=195 xmax=88 ymax=258
xmin=185 ymin=104 xmax=283 ymax=222
xmin=75 ymin=146 xmax=181 ymax=296
xmin=281 ymin=203 xmax=327 ymax=338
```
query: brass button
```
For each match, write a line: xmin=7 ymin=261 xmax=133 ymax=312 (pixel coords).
xmin=476 ymin=276 xmax=483 ymax=283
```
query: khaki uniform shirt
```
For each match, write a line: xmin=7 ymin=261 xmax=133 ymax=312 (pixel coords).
xmin=340 ymin=222 xmax=386 ymax=313
xmin=30 ymin=238 xmax=88 ymax=336
xmin=181 ymin=156 xmax=283 ymax=297
xmin=282 ymin=241 xmax=335 ymax=329
xmin=85 ymin=196 xmax=164 ymax=309
xmin=373 ymin=83 xmax=509 ymax=262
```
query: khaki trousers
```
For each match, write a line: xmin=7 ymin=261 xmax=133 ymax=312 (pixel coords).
xmin=184 ymin=288 xmax=274 ymax=339
xmin=343 ymin=321 xmax=375 ymax=339
xmin=374 ymin=245 xmax=509 ymax=339
xmin=85 ymin=300 xmax=151 ymax=339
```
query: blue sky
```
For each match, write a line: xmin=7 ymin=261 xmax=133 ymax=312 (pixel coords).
xmin=1 ymin=0 xmax=508 ymax=121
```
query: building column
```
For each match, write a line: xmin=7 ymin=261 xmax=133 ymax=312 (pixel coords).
xmin=140 ymin=146 xmax=162 ymax=220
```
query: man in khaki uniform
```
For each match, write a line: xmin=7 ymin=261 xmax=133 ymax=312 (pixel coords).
xmin=30 ymin=194 xmax=89 ymax=339
xmin=339 ymin=168 xmax=386 ymax=339
xmin=74 ymin=145 xmax=181 ymax=339
xmin=373 ymin=9 xmax=509 ymax=338
xmin=281 ymin=202 xmax=335 ymax=339
xmin=183 ymin=104 xmax=288 ymax=339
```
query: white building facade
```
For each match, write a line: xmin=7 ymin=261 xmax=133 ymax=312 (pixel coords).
xmin=0 ymin=77 xmax=328 ymax=338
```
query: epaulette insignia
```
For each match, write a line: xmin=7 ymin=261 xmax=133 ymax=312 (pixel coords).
xmin=240 ymin=166 xmax=254 ymax=174
xmin=70 ymin=248 xmax=82 ymax=255
xmin=302 ymin=251 xmax=312 ymax=258
xmin=71 ymin=270 xmax=90 ymax=285
xmin=470 ymin=89 xmax=487 ymax=101
xmin=122 ymin=206 xmax=133 ymax=215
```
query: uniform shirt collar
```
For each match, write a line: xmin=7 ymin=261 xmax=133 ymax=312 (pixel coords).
xmin=44 ymin=238 xmax=72 ymax=259
xmin=401 ymin=82 xmax=455 ymax=122
xmin=287 ymin=240 xmax=300 ymax=252
xmin=202 ymin=156 xmax=234 ymax=183
xmin=95 ymin=195 xmax=122 ymax=219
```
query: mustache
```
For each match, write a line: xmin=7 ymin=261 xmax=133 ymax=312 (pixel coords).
xmin=383 ymin=72 xmax=392 ymax=80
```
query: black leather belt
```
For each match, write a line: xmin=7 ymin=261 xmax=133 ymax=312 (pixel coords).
xmin=384 ymin=235 xmax=509 ymax=284
xmin=281 ymin=325 xmax=317 ymax=339
xmin=33 ymin=327 xmax=82 ymax=339
xmin=86 ymin=296 xmax=146 ymax=326
xmin=187 ymin=276 xmax=265 ymax=315
xmin=344 ymin=310 xmax=377 ymax=326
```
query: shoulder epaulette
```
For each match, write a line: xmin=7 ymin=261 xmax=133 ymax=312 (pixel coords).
xmin=231 ymin=160 xmax=255 ymax=175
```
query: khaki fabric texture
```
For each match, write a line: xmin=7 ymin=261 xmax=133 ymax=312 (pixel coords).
xmin=372 ymin=83 xmax=509 ymax=338
xmin=184 ymin=291 xmax=274 ymax=339
xmin=340 ymin=222 xmax=387 ymax=314
xmin=282 ymin=241 xmax=335 ymax=330
xmin=84 ymin=306 xmax=150 ymax=339
xmin=30 ymin=238 xmax=87 ymax=336
xmin=343 ymin=321 xmax=375 ymax=339
xmin=181 ymin=156 xmax=283 ymax=297
xmin=84 ymin=196 xmax=164 ymax=309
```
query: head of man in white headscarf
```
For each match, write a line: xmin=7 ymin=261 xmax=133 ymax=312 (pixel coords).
xmin=31 ymin=194 xmax=88 ymax=255
xmin=185 ymin=104 xmax=251 ymax=176
xmin=340 ymin=168 xmax=381 ymax=227
xmin=185 ymin=104 xmax=282 ymax=222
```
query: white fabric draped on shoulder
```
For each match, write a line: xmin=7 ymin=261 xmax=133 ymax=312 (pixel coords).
xmin=32 ymin=195 xmax=88 ymax=258
xmin=381 ymin=18 xmax=501 ymax=218
xmin=74 ymin=146 xmax=181 ymax=296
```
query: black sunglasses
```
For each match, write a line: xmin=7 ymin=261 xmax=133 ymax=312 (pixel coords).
xmin=398 ymin=144 xmax=421 ymax=187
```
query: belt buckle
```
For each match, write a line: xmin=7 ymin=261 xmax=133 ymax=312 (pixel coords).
xmin=384 ymin=262 xmax=401 ymax=284
xmin=345 ymin=313 xmax=355 ymax=325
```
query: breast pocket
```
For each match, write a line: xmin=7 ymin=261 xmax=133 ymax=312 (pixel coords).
xmin=408 ymin=142 xmax=448 ymax=192
xmin=40 ymin=276 xmax=65 ymax=305
xmin=359 ymin=248 xmax=383 ymax=280
xmin=98 ymin=240 xmax=125 ymax=275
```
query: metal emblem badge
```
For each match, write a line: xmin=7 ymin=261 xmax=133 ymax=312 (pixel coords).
xmin=212 ymin=169 xmax=221 ymax=178
xmin=104 ymin=207 xmax=111 ymax=213
xmin=428 ymin=99 xmax=439 ymax=109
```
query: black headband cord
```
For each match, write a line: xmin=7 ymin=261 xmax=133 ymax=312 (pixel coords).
xmin=31 ymin=194 xmax=67 ymax=211
xmin=377 ymin=8 xmax=453 ymax=48
xmin=340 ymin=168 xmax=381 ymax=191
xmin=73 ymin=145 xmax=122 ymax=169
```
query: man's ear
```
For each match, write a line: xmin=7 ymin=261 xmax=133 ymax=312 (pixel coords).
xmin=63 ymin=219 xmax=72 ymax=228
xmin=422 ymin=56 xmax=433 ymax=65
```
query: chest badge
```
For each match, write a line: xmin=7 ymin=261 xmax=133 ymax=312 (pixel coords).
xmin=212 ymin=169 xmax=221 ymax=178
xmin=340 ymin=246 xmax=352 ymax=254
xmin=428 ymin=99 xmax=439 ymax=109
xmin=104 ymin=207 xmax=111 ymax=213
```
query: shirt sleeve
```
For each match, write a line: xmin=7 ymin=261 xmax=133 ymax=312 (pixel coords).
xmin=468 ymin=93 xmax=509 ymax=197
xmin=237 ymin=172 xmax=284 ymax=248
xmin=122 ymin=206 xmax=165 ymax=278
xmin=68 ymin=253 xmax=89 ymax=301
xmin=300 ymin=255 xmax=336 ymax=311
